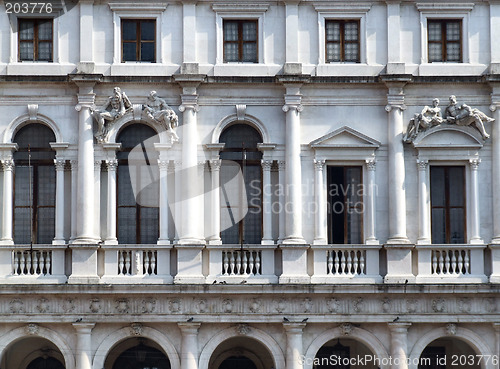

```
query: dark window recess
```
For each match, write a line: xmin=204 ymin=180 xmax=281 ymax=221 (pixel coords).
xmin=430 ymin=166 xmax=466 ymax=244
xmin=117 ymin=124 xmax=159 ymax=244
xmin=219 ymin=124 xmax=263 ymax=244
xmin=315 ymin=339 xmax=351 ymax=369
xmin=428 ymin=19 xmax=462 ymax=62
xmin=112 ymin=343 xmax=170 ymax=369
xmin=327 ymin=166 xmax=363 ymax=244
xmin=27 ymin=357 xmax=65 ymax=369
xmin=121 ymin=19 xmax=156 ymax=62
xmin=419 ymin=347 xmax=446 ymax=369
xmin=18 ymin=18 xmax=53 ymax=61
xmin=325 ymin=20 xmax=360 ymax=62
xmin=223 ymin=19 xmax=258 ymax=63
xmin=13 ymin=124 xmax=56 ymax=244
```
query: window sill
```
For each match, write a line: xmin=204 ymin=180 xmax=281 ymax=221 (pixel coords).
xmin=418 ymin=63 xmax=488 ymax=76
xmin=110 ymin=63 xmax=179 ymax=76
xmin=316 ymin=63 xmax=384 ymax=76
xmin=213 ymin=63 xmax=281 ymax=77
xmin=5 ymin=63 xmax=75 ymax=75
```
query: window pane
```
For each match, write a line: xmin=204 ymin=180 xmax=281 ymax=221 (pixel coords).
xmin=118 ymin=207 xmax=136 ymax=244
xmin=38 ymin=42 xmax=52 ymax=61
xmin=140 ymin=207 xmax=159 ymax=244
xmin=14 ymin=208 xmax=31 ymax=244
xmin=242 ymin=21 xmax=257 ymax=41
xmin=242 ymin=43 xmax=257 ymax=62
xmin=122 ymin=20 xmax=137 ymax=41
xmin=326 ymin=21 xmax=340 ymax=41
xmin=37 ymin=166 xmax=55 ymax=206
xmin=449 ymin=208 xmax=465 ymax=243
xmin=432 ymin=208 xmax=446 ymax=244
xmin=221 ymin=222 xmax=239 ymax=244
xmin=346 ymin=211 xmax=362 ymax=244
xmin=428 ymin=22 xmax=442 ymax=41
xmin=118 ymin=166 xmax=135 ymax=206
xmin=431 ymin=167 xmax=445 ymax=206
xmin=140 ymin=42 xmax=155 ymax=62
xmin=224 ymin=43 xmax=238 ymax=62
xmin=123 ymin=42 xmax=137 ymax=61
xmin=344 ymin=22 xmax=358 ymax=41
xmin=224 ymin=22 xmax=238 ymax=41
xmin=429 ymin=44 xmax=443 ymax=62
xmin=344 ymin=43 xmax=359 ymax=62
xmin=141 ymin=21 xmax=155 ymax=41
xmin=38 ymin=20 xmax=52 ymax=40
xmin=243 ymin=210 xmax=261 ymax=244
xmin=446 ymin=22 xmax=461 ymax=41
xmin=15 ymin=166 xmax=32 ymax=206
xmin=326 ymin=43 xmax=340 ymax=62
xmin=37 ymin=207 xmax=55 ymax=244
xmin=448 ymin=167 xmax=464 ymax=206
xmin=446 ymin=43 xmax=460 ymax=61
xmin=20 ymin=42 xmax=34 ymax=60
xmin=19 ymin=20 xmax=34 ymax=40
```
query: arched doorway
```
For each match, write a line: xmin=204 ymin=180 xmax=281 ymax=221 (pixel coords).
xmin=209 ymin=337 xmax=273 ymax=369
xmin=314 ymin=338 xmax=379 ymax=369
xmin=104 ymin=337 xmax=170 ymax=369
xmin=0 ymin=337 xmax=65 ymax=369
xmin=418 ymin=338 xmax=480 ymax=369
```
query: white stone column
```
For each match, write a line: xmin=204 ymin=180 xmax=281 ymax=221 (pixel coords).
xmin=158 ymin=160 xmax=170 ymax=245
xmin=105 ymin=159 xmax=118 ymax=244
xmin=174 ymin=160 xmax=182 ymax=242
xmin=416 ymin=159 xmax=431 ymax=244
xmin=70 ymin=160 xmax=78 ymax=241
xmin=283 ymin=323 xmax=305 ymax=369
xmin=178 ymin=92 xmax=204 ymax=245
xmin=73 ymin=323 xmax=95 ymax=369
xmin=94 ymin=160 xmax=101 ymax=241
xmin=209 ymin=159 xmax=221 ymax=244
xmin=469 ymin=158 xmax=483 ymax=244
xmin=74 ymin=88 xmax=99 ymax=244
xmin=53 ymin=159 xmax=66 ymax=245
xmin=262 ymin=159 xmax=273 ymax=245
xmin=388 ymin=323 xmax=411 ymax=369
xmin=178 ymin=323 xmax=201 ymax=369
xmin=313 ymin=159 xmax=327 ymax=245
xmin=365 ymin=159 xmax=378 ymax=244
xmin=385 ymin=94 xmax=409 ymax=243
xmin=278 ymin=160 xmax=286 ymax=243
xmin=282 ymin=89 xmax=305 ymax=244
xmin=1 ymin=159 xmax=14 ymax=244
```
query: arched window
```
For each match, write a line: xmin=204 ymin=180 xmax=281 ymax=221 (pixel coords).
xmin=219 ymin=124 xmax=262 ymax=244
xmin=13 ymin=123 xmax=56 ymax=244
xmin=27 ymin=357 xmax=65 ymax=369
xmin=117 ymin=124 xmax=159 ymax=244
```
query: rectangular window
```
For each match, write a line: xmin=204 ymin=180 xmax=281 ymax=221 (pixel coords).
xmin=325 ymin=20 xmax=360 ymax=63
xmin=327 ymin=166 xmax=363 ymax=244
xmin=121 ymin=19 xmax=156 ymax=62
xmin=428 ymin=19 xmax=462 ymax=62
xmin=223 ymin=19 xmax=258 ymax=63
xmin=18 ymin=18 xmax=53 ymax=61
xmin=430 ymin=166 xmax=466 ymax=244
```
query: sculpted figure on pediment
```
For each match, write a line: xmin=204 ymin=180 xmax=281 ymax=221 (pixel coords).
xmin=445 ymin=95 xmax=494 ymax=140
xmin=90 ymin=87 xmax=132 ymax=143
xmin=144 ymin=90 xmax=179 ymax=142
xmin=404 ymin=98 xmax=443 ymax=143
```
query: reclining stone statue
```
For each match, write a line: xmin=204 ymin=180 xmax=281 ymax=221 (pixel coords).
xmin=404 ymin=98 xmax=443 ymax=143
xmin=143 ymin=90 xmax=179 ymax=142
xmin=444 ymin=95 xmax=494 ymax=140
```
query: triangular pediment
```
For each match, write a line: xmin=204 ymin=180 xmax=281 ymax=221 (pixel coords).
xmin=412 ymin=125 xmax=484 ymax=149
xmin=310 ymin=126 xmax=380 ymax=148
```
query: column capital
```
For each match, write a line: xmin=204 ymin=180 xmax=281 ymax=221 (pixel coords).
xmin=385 ymin=102 xmax=407 ymax=112
xmin=261 ymin=159 xmax=273 ymax=170
xmin=282 ymin=104 xmax=303 ymax=113
xmin=179 ymin=94 xmax=200 ymax=112
xmin=54 ymin=159 xmax=66 ymax=171
xmin=388 ymin=322 xmax=411 ymax=333
xmin=105 ymin=159 xmax=118 ymax=171
xmin=314 ymin=159 xmax=325 ymax=171
xmin=283 ymin=322 xmax=306 ymax=333
xmin=278 ymin=160 xmax=286 ymax=170
xmin=94 ymin=160 xmax=101 ymax=171
xmin=469 ymin=158 xmax=481 ymax=170
xmin=417 ymin=158 xmax=428 ymax=171
xmin=178 ymin=322 xmax=201 ymax=334
xmin=210 ymin=159 xmax=222 ymax=171
xmin=1 ymin=159 xmax=14 ymax=171
xmin=75 ymin=94 xmax=96 ymax=111
xmin=72 ymin=322 xmax=96 ymax=333
xmin=493 ymin=322 xmax=500 ymax=331
xmin=70 ymin=159 xmax=78 ymax=169
xmin=158 ymin=160 xmax=169 ymax=171
xmin=168 ymin=162 xmax=176 ymax=173
xmin=366 ymin=158 xmax=376 ymax=171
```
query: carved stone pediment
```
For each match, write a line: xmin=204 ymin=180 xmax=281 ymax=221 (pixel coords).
xmin=310 ymin=126 xmax=381 ymax=148
xmin=411 ymin=125 xmax=483 ymax=149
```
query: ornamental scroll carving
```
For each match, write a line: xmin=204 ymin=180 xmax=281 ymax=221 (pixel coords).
xmin=404 ymin=95 xmax=494 ymax=143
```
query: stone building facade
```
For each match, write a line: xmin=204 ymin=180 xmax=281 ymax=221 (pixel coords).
xmin=0 ymin=0 xmax=499 ymax=369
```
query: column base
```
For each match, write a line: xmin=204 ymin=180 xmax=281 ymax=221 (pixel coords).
xmin=177 ymin=238 xmax=206 ymax=245
xmin=313 ymin=239 xmax=327 ymax=245
xmin=282 ymin=237 xmax=307 ymax=245
xmin=365 ymin=238 xmax=380 ymax=245
xmin=416 ymin=238 xmax=431 ymax=245
xmin=71 ymin=237 xmax=101 ymax=245
xmin=52 ymin=239 xmax=66 ymax=245
xmin=208 ymin=239 xmax=222 ymax=245
xmin=386 ymin=237 xmax=411 ymax=245
xmin=0 ymin=239 xmax=14 ymax=245
xmin=469 ymin=238 xmax=484 ymax=245
xmin=157 ymin=239 xmax=171 ymax=246
xmin=104 ymin=239 xmax=118 ymax=245
xmin=261 ymin=239 xmax=274 ymax=245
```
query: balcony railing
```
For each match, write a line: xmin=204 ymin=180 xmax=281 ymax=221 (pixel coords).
xmin=207 ymin=244 xmax=278 ymax=283
xmin=311 ymin=244 xmax=382 ymax=283
xmin=416 ymin=244 xmax=487 ymax=283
